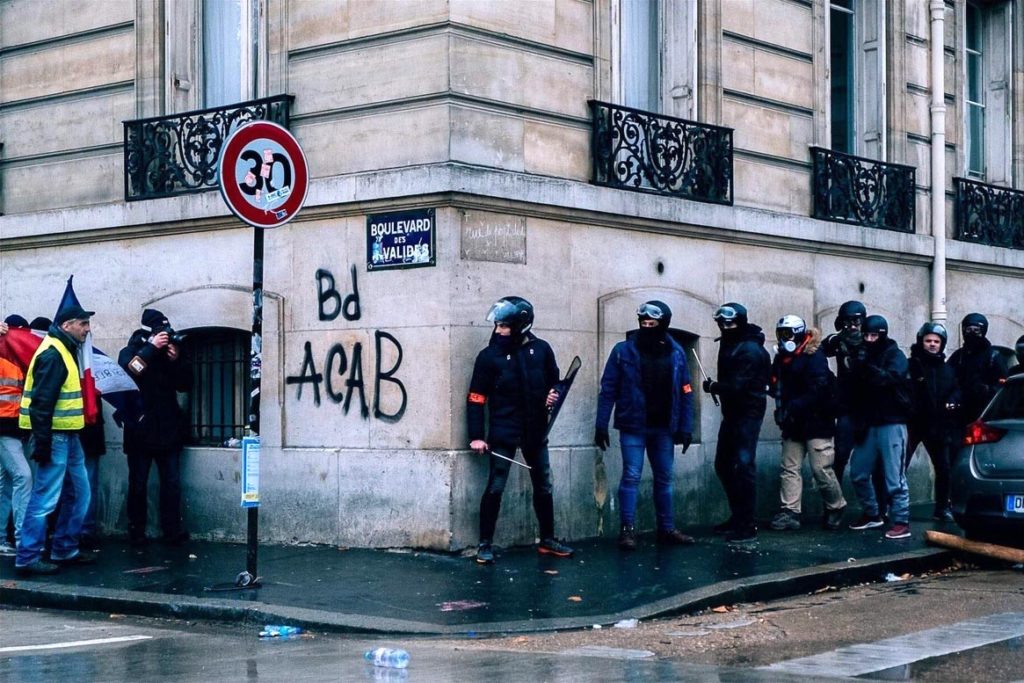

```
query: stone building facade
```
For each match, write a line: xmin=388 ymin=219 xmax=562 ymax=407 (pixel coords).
xmin=1 ymin=0 xmax=1022 ymax=549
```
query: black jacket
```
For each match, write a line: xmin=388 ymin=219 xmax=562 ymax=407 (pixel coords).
xmin=467 ymin=332 xmax=560 ymax=449
xmin=715 ymin=324 xmax=771 ymax=421
xmin=769 ymin=331 xmax=836 ymax=441
xmin=907 ymin=344 xmax=961 ymax=441
xmin=849 ymin=337 xmax=912 ymax=427
xmin=948 ymin=338 xmax=1008 ymax=424
xmin=118 ymin=330 xmax=192 ymax=454
xmin=822 ymin=330 xmax=863 ymax=416
xmin=24 ymin=325 xmax=80 ymax=457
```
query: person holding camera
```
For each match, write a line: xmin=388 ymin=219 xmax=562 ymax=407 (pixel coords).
xmin=118 ymin=309 xmax=191 ymax=546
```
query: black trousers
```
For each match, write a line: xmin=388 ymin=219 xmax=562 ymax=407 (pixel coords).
xmin=479 ymin=443 xmax=554 ymax=543
xmin=127 ymin=448 xmax=184 ymax=539
xmin=714 ymin=417 xmax=762 ymax=529
xmin=905 ymin=428 xmax=952 ymax=510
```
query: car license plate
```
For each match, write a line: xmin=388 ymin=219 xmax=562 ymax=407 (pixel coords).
xmin=1006 ymin=495 xmax=1024 ymax=515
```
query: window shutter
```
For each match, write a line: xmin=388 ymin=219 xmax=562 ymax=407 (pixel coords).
xmin=984 ymin=3 xmax=1011 ymax=184
xmin=664 ymin=0 xmax=698 ymax=121
xmin=856 ymin=0 xmax=886 ymax=160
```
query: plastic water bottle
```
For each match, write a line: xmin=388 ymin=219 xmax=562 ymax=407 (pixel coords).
xmin=364 ymin=647 xmax=410 ymax=669
xmin=260 ymin=624 xmax=302 ymax=638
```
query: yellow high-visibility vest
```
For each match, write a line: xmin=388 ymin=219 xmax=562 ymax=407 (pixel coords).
xmin=19 ymin=336 xmax=84 ymax=431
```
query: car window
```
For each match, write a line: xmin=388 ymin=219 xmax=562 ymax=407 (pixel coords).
xmin=984 ymin=380 xmax=1024 ymax=420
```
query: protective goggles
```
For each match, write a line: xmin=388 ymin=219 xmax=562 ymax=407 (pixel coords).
xmin=713 ymin=306 xmax=739 ymax=322
xmin=637 ymin=303 xmax=665 ymax=320
xmin=776 ymin=327 xmax=798 ymax=341
xmin=963 ymin=324 xmax=985 ymax=335
xmin=838 ymin=317 xmax=862 ymax=330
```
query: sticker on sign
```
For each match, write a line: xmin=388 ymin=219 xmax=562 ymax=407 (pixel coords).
xmin=218 ymin=121 xmax=309 ymax=229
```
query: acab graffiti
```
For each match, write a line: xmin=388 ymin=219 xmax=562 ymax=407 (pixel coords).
xmin=286 ymin=266 xmax=407 ymax=422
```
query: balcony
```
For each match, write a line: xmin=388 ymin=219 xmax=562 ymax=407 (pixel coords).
xmin=123 ymin=95 xmax=293 ymax=201
xmin=955 ymin=177 xmax=1024 ymax=250
xmin=589 ymin=100 xmax=733 ymax=205
xmin=811 ymin=147 xmax=915 ymax=233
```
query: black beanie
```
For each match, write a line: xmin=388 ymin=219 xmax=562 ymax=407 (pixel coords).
xmin=141 ymin=308 xmax=170 ymax=330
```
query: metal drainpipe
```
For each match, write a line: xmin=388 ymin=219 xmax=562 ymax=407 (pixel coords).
xmin=930 ymin=0 xmax=948 ymax=323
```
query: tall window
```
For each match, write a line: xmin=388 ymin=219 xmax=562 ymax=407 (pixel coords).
xmin=829 ymin=0 xmax=885 ymax=159
xmin=620 ymin=0 xmax=661 ymax=111
xmin=830 ymin=1 xmax=855 ymax=153
xmin=963 ymin=1 xmax=1012 ymax=183
xmin=202 ymin=0 xmax=255 ymax=107
xmin=966 ymin=3 xmax=985 ymax=177
xmin=182 ymin=328 xmax=251 ymax=446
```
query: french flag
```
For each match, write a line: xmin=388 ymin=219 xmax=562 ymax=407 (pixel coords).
xmin=56 ymin=276 xmax=142 ymax=426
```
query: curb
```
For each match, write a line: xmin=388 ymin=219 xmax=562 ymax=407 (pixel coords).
xmin=1 ymin=547 xmax=953 ymax=636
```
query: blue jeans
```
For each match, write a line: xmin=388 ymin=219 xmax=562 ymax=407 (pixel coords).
xmin=60 ymin=454 xmax=99 ymax=537
xmin=16 ymin=433 xmax=90 ymax=566
xmin=0 ymin=435 xmax=32 ymax=545
xmin=851 ymin=423 xmax=910 ymax=524
xmin=618 ymin=428 xmax=675 ymax=530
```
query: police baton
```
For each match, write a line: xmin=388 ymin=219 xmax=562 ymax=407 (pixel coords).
xmin=487 ymin=450 xmax=532 ymax=470
xmin=690 ymin=349 xmax=720 ymax=407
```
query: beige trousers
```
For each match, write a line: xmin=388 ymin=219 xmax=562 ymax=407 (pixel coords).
xmin=779 ymin=437 xmax=846 ymax=514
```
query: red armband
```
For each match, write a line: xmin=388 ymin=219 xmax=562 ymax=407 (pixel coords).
xmin=468 ymin=392 xmax=487 ymax=404
xmin=681 ymin=383 xmax=693 ymax=394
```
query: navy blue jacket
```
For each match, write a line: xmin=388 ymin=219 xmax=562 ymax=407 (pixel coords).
xmin=596 ymin=332 xmax=694 ymax=435
xmin=769 ymin=332 xmax=836 ymax=441
xmin=849 ymin=337 xmax=912 ymax=426
xmin=715 ymin=324 xmax=771 ymax=421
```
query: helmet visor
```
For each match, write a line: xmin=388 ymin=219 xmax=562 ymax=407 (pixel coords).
xmin=776 ymin=327 xmax=797 ymax=342
xmin=636 ymin=303 xmax=664 ymax=320
xmin=486 ymin=300 xmax=518 ymax=324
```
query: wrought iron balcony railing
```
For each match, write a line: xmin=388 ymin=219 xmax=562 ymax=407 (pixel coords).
xmin=955 ymin=177 xmax=1024 ymax=250
xmin=589 ymin=100 xmax=733 ymax=205
xmin=811 ymin=147 xmax=915 ymax=233
xmin=123 ymin=94 xmax=293 ymax=201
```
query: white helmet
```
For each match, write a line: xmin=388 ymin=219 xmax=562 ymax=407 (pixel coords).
xmin=776 ymin=314 xmax=807 ymax=354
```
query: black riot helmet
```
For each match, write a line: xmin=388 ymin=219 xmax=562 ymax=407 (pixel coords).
xmin=916 ymin=322 xmax=948 ymax=352
xmin=1016 ymin=334 xmax=1024 ymax=366
xmin=961 ymin=312 xmax=989 ymax=339
xmin=713 ymin=302 xmax=747 ymax=328
xmin=486 ymin=296 xmax=534 ymax=335
xmin=863 ymin=315 xmax=889 ymax=342
xmin=637 ymin=300 xmax=672 ymax=329
xmin=835 ymin=300 xmax=867 ymax=331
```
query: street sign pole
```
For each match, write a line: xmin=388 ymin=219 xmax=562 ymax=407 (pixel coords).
xmin=207 ymin=121 xmax=309 ymax=592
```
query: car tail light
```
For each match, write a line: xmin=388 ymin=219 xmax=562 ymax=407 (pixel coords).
xmin=963 ymin=420 xmax=1006 ymax=445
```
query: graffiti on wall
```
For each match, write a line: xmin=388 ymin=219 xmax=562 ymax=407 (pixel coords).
xmin=286 ymin=266 xmax=407 ymax=421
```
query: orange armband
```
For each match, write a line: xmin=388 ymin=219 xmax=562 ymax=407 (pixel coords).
xmin=468 ymin=392 xmax=487 ymax=404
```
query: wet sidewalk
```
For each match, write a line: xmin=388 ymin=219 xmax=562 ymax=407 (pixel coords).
xmin=0 ymin=509 xmax=956 ymax=635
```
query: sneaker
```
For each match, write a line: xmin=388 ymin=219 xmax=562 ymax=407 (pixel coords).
xmin=475 ymin=542 xmax=494 ymax=565
xmin=712 ymin=518 xmax=736 ymax=535
xmin=769 ymin=511 xmax=801 ymax=531
xmin=78 ymin=535 xmax=100 ymax=552
xmin=884 ymin=523 xmax=911 ymax=540
xmin=15 ymin=560 xmax=59 ymax=576
xmin=725 ymin=526 xmax=757 ymax=544
xmin=618 ymin=525 xmax=637 ymax=551
xmin=537 ymin=538 xmax=574 ymax=558
xmin=51 ymin=552 xmax=97 ymax=566
xmin=823 ymin=506 xmax=846 ymax=531
xmin=0 ymin=543 xmax=16 ymax=557
xmin=656 ymin=528 xmax=696 ymax=546
xmin=849 ymin=514 xmax=884 ymax=530
xmin=933 ymin=507 xmax=955 ymax=523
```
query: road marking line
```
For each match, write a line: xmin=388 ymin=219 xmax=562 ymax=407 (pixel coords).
xmin=762 ymin=612 xmax=1024 ymax=677
xmin=0 ymin=635 xmax=153 ymax=654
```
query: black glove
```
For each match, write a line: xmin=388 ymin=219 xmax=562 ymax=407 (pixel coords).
xmin=702 ymin=379 xmax=719 ymax=394
xmin=673 ymin=431 xmax=692 ymax=452
xmin=594 ymin=427 xmax=610 ymax=451
xmin=31 ymin=440 xmax=52 ymax=465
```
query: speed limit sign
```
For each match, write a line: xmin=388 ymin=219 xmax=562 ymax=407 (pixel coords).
xmin=218 ymin=121 xmax=309 ymax=229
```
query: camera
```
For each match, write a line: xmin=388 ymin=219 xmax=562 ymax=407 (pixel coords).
xmin=157 ymin=325 xmax=187 ymax=346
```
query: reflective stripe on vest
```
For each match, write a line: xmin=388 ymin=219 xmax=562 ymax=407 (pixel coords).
xmin=18 ymin=336 xmax=84 ymax=431
xmin=0 ymin=357 xmax=24 ymax=419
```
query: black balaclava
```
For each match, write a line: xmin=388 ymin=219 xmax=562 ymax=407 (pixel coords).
xmin=962 ymin=313 xmax=989 ymax=352
xmin=636 ymin=300 xmax=671 ymax=353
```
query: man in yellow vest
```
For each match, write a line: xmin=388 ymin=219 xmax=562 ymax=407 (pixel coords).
xmin=15 ymin=304 xmax=95 ymax=575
